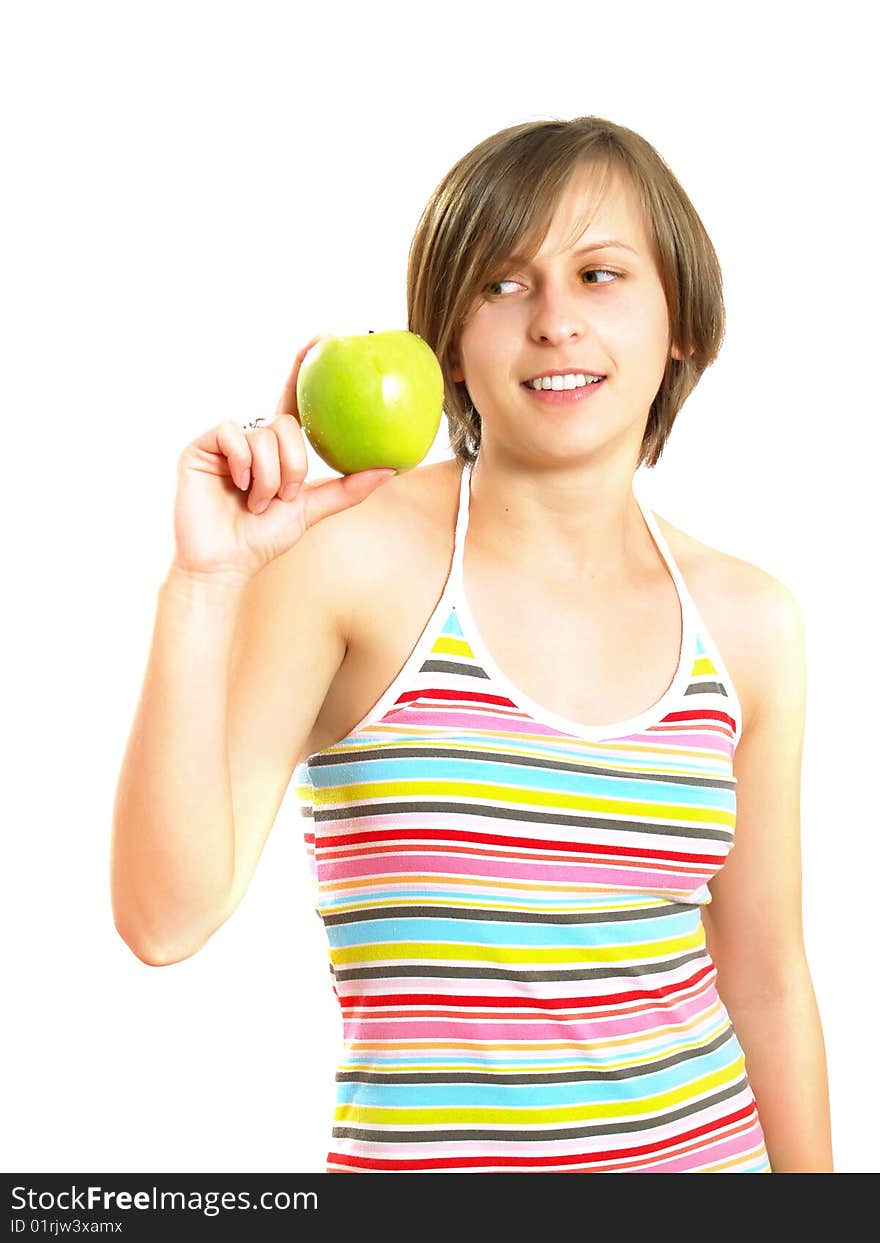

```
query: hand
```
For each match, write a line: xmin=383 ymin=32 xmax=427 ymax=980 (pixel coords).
xmin=170 ymin=334 xmax=397 ymax=586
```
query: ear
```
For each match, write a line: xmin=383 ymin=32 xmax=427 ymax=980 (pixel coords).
xmin=670 ymin=341 xmax=694 ymax=362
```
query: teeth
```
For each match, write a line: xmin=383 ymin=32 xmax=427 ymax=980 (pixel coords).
xmin=527 ymin=373 xmax=602 ymax=390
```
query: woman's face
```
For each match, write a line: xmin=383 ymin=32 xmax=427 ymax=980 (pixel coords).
xmin=451 ymin=163 xmax=684 ymax=468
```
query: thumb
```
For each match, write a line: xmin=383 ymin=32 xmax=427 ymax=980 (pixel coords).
xmin=300 ymin=468 xmax=398 ymax=528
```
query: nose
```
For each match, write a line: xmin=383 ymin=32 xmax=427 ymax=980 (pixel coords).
xmin=527 ymin=276 xmax=588 ymax=346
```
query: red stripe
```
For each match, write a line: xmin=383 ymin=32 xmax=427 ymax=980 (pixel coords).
xmin=337 ymin=964 xmax=716 ymax=1011
xmin=320 ymin=825 xmax=725 ymax=866
xmin=394 ymin=686 xmax=518 ymax=708
xmin=387 ymin=690 xmax=737 ymax=736
xmin=660 ymin=707 xmax=737 ymax=732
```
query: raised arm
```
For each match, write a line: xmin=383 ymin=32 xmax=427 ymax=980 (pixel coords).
xmin=110 ymin=340 xmax=396 ymax=965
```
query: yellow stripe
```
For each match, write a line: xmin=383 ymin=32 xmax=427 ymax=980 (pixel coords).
xmin=431 ymin=636 xmax=476 ymax=658
xmin=328 ymin=925 xmax=704 ymax=966
xmin=692 ymin=655 xmax=718 ymax=677
xmin=334 ymin=1057 xmax=746 ymax=1125
xmin=318 ymin=780 xmax=734 ymax=827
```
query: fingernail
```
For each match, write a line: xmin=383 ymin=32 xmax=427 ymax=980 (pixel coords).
xmin=254 ymin=498 xmax=269 ymax=514
xmin=239 ymin=469 xmax=250 ymax=491
xmin=280 ymin=483 xmax=300 ymax=501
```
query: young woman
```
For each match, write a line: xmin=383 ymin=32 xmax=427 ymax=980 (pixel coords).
xmin=111 ymin=116 xmax=833 ymax=1173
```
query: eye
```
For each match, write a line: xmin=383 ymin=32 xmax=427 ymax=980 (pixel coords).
xmin=484 ymin=278 xmax=518 ymax=296
xmin=582 ymin=268 xmax=619 ymax=285
xmin=483 ymin=268 xmax=620 ymax=296
xmin=479 ymin=267 xmax=522 ymax=296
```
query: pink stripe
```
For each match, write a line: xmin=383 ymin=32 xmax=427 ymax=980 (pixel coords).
xmin=320 ymin=852 xmax=711 ymax=889
xmin=341 ymin=987 xmax=719 ymax=1042
xmin=626 ymin=1120 xmax=767 ymax=1172
xmin=632 ymin=731 xmax=735 ymax=760
xmin=381 ymin=710 xmax=734 ymax=754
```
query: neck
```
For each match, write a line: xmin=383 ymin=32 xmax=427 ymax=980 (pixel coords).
xmin=467 ymin=445 xmax=647 ymax=584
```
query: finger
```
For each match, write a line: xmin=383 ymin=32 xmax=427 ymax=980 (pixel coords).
xmin=269 ymin=413 xmax=309 ymax=501
xmin=245 ymin=424 xmax=282 ymax=513
xmin=275 ymin=334 xmax=325 ymax=422
xmin=300 ymin=468 xmax=397 ymax=529
xmin=212 ymin=420 xmax=253 ymax=491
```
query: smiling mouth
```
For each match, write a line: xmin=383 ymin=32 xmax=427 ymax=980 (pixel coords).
xmin=522 ymin=375 xmax=605 ymax=390
xmin=520 ymin=376 xmax=606 ymax=403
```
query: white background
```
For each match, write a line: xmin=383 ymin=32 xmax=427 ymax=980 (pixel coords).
xmin=3 ymin=0 xmax=876 ymax=1174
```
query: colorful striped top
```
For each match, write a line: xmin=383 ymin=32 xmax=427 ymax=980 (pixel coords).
xmin=293 ymin=459 xmax=771 ymax=1173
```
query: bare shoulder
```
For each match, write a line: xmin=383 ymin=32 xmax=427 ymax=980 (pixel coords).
xmin=311 ymin=456 xmax=457 ymax=555
xmin=276 ymin=456 xmax=459 ymax=633
xmin=652 ymin=511 xmax=806 ymax=734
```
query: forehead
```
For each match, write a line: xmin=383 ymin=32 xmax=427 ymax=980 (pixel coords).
xmin=523 ymin=162 xmax=651 ymax=262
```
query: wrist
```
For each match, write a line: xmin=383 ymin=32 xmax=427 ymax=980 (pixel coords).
xmin=163 ymin=562 xmax=251 ymax=605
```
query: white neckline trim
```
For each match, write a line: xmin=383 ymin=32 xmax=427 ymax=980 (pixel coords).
xmin=449 ymin=460 xmax=699 ymax=743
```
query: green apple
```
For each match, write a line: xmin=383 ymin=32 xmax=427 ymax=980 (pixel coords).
xmin=295 ymin=329 xmax=444 ymax=474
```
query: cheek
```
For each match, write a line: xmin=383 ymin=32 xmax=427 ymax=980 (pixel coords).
xmin=459 ymin=315 xmax=512 ymax=374
xmin=616 ymin=297 xmax=670 ymax=353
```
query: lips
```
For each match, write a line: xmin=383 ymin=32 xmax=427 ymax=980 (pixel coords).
xmin=522 ymin=377 xmax=605 ymax=390
xmin=523 ymin=372 xmax=606 ymax=385
xmin=520 ymin=377 xmax=606 ymax=404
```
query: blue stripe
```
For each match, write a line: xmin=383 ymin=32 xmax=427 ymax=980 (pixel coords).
xmin=325 ymin=908 xmax=700 ymax=948
xmin=310 ymin=756 xmax=735 ymax=810
xmin=336 ymin=1033 xmax=744 ymax=1108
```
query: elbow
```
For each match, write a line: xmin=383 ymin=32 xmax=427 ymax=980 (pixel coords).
xmin=115 ymin=924 xmax=179 ymax=967
xmin=113 ymin=915 xmax=222 ymax=967
xmin=112 ymin=913 xmax=193 ymax=966
xmin=715 ymin=951 xmax=815 ymax=1011
xmin=110 ymin=873 xmax=230 ymax=967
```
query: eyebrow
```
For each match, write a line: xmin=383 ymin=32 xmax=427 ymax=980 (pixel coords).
xmin=506 ymin=238 xmax=638 ymax=265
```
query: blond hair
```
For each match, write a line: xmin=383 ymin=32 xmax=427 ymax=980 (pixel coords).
xmin=406 ymin=115 xmax=725 ymax=469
